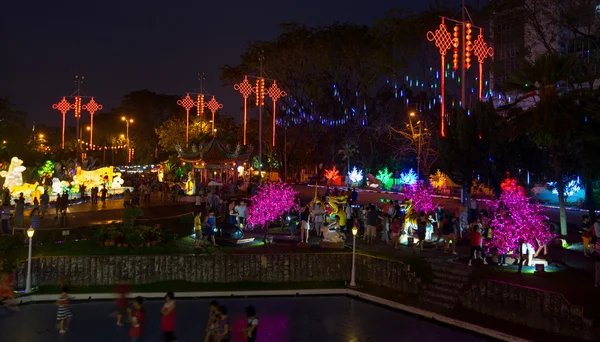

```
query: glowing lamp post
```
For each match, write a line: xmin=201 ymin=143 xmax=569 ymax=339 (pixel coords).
xmin=205 ymin=96 xmax=223 ymax=136
xmin=426 ymin=19 xmax=452 ymax=137
xmin=350 ymin=226 xmax=358 ymax=287
xmin=25 ymin=227 xmax=35 ymax=293
xmin=177 ymin=94 xmax=196 ymax=147
xmin=266 ymin=81 xmax=286 ymax=147
xmin=234 ymin=76 xmax=254 ymax=145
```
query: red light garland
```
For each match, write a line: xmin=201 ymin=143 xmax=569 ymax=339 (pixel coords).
xmin=426 ymin=18 xmax=452 ymax=137
xmin=266 ymin=81 xmax=286 ymax=147
xmin=452 ymin=26 xmax=460 ymax=70
xmin=465 ymin=23 xmax=473 ymax=70
xmin=197 ymin=94 xmax=204 ymax=117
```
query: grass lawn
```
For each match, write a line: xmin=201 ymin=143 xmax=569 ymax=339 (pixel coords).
xmin=34 ymin=280 xmax=345 ymax=295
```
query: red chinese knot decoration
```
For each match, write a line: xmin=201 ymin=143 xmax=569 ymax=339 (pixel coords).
xmin=234 ymin=76 xmax=254 ymax=145
xmin=266 ymin=81 xmax=286 ymax=147
xmin=426 ymin=18 xmax=452 ymax=137
xmin=178 ymin=93 xmax=196 ymax=147
xmin=206 ymin=96 xmax=223 ymax=135
xmin=473 ymin=28 xmax=494 ymax=101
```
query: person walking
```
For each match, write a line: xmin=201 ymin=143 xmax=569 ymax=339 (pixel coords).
xmin=101 ymin=185 xmax=108 ymax=204
xmin=243 ymin=305 xmax=259 ymax=342
xmin=161 ymin=292 xmax=178 ymax=342
xmin=468 ymin=224 xmax=487 ymax=266
xmin=14 ymin=196 xmax=24 ymax=229
xmin=29 ymin=208 xmax=40 ymax=230
xmin=194 ymin=211 xmax=203 ymax=248
xmin=300 ymin=203 xmax=310 ymax=243
xmin=40 ymin=191 xmax=49 ymax=219
xmin=216 ymin=305 xmax=231 ymax=342
xmin=203 ymin=211 xmax=217 ymax=247
xmin=204 ymin=300 xmax=219 ymax=342
xmin=365 ymin=206 xmax=378 ymax=244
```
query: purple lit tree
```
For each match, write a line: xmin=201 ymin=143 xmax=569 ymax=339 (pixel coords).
xmin=485 ymin=179 xmax=554 ymax=272
xmin=247 ymin=182 xmax=299 ymax=244
xmin=404 ymin=181 xmax=436 ymax=214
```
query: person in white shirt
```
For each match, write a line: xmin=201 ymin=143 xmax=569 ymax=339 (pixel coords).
xmin=236 ymin=202 xmax=247 ymax=228
xmin=312 ymin=203 xmax=325 ymax=236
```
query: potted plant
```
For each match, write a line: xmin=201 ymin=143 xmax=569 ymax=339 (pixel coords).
xmin=91 ymin=229 xmax=107 ymax=246
xmin=106 ymin=228 xmax=122 ymax=246
xmin=125 ymin=230 xmax=144 ymax=249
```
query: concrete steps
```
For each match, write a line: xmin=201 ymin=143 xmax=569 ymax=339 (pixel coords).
xmin=419 ymin=259 xmax=472 ymax=310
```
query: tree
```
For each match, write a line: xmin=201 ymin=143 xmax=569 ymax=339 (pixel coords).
xmin=502 ymin=54 xmax=592 ymax=235
xmin=404 ymin=182 xmax=436 ymax=214
xmin=246 ymin=182 xmax=298 ymax=244
xmin=485 ymin=178 xmax=554 ymax=273
xmin=156 ymin=115 xmax=211 ymax=152
xmin=324 ymin=166 xmax=340 ymax=185
xmin=389 ymin=115 xmax=438 ymax=180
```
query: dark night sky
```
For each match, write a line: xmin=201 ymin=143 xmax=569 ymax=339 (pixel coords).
xmin=1 ymin=0 xmax=436 ymax=128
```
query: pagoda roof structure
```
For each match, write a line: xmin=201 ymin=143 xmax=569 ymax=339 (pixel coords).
xmin=178 ymin=138 xmax=250 ymax=167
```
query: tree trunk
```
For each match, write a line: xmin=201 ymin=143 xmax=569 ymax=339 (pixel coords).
xmin=517 ymin=244 xmax=524 ymax=274
xmin=552 ymin=145 xmax=568 ymax=236
xmin=262 ymin=221 xmax=270 ymax=247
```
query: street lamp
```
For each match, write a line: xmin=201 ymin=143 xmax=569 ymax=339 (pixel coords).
xmin=25 ymin=227 xmax=35 ymax=293
xmin=350 ymin=226 xmax=358 ymax=287
xmin=407 ymin=112 xmax=423 ymax=179
xmin=121 ymin=117 xmax=134 ymax=164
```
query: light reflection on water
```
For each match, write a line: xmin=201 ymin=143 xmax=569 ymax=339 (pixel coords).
xmin=0 ymin=296 xmax=490 ymax=342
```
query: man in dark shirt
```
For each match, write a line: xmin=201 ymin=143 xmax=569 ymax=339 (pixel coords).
xmin=365 ymin=206 xmax=378 ymax=243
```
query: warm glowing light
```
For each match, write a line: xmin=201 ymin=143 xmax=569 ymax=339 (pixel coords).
xmin=426 ymin=19 xmax=451 ymax=137
xmin=352 ymin=227 xmax=358 ymax=236
xmin=465 ymin=23 xmax=473 ymax=69
xmin=27 ymin=228 xmax=34 ymax=238
xmin=178 ymin=93 xmax=196 ymax=147
xmin=196 ymin=94 xmax=204 ymax=117
xmin=266 ymin=81 xmax=286 ymax=147
xmin=452 ymin=25 xmax=460 ymax=70
xmin=205 ymin=96 xmax=223 ymax=135
xmin=259 ymin=78 xmax=265 ymax=106
xmin=324 ymin=166 xmax=340 ymax=183
xmin=38 ymin=134 xmax=44 ymax=139
xmin=255 ymin=79 xmax=260 ymax=106
xmin=72 ymin=96 xmax=82 ymax=118
xmin=473 ymin=28 xmax=494 ymax=100
xmin=86 ymin=126 xmax=91 ymax=131
xmin=52 ymin=97 xmax=72 ymax=149
xmin=409 ymin=112 xmax=416 ymax=117
xmin=120 ymin=134 xmax=125 ymax=139
xmin=82 ymin=98 xmax=102 ymax=145
xmin=234 ymin=76 xmax=254 ymax=145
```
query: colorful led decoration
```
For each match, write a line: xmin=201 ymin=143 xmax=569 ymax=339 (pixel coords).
xmin=485 ymin=179 xmax=554 ymax=256
xmin=52 ymin=97 xmax=72 ymax=149
xmin=266 ymin=81 xmax=286 ymax=147
xmin=452 ymin=26 xmax=460 ymax=70
xmin=82 ymin=97 xmax=103 ymax=145
xmin=376 ymin=167 xmax=394 ymax=190
xmin=72 ymin=96 xmax=82 ymax=118
xmin=348 ymin=166 xmax=364 ymax=184
xmin=177 ymin=93 xmax=195 ymax=147
xmin=259 ymin=78 xmax=265 ymax=106
xmin=205 ymin=96 xmax=223 ymax=135
xmin=404 ymin=182 xmax=436 ymax=214
xmin=399 ymin=168 xmax=418 ymax=186
xmin=465 ymin=23 xmax=473 ymax=70
xmin=426 ymin=18 xmax=452 ymax=137
xmin=472 ymin=28 xmax=494 ymax=100
xmin=255 ymin=79 xmax=260 ymax=106
xmin=246 ymin=182 xmax=298 ymax=229
xmin=324 ymin=166 xmax=340 ymax=184
xmin=196 ymin=94 xmax=205 ymax=117
xmin=234 ymin=76 xmax=254 ymax=145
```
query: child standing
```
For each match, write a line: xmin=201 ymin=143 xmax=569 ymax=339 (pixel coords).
xmin=217 ymin=305 xmax=231 ymax=342
xmin=243 ymin=305 xmax=259 ymax=342
xmin=194 ymin=211 xmax=203 ymax=248
xmin=115 ymin=279 xmax=129 ymax=326
xmin=468 ymin=225 xmax=488 ymax=266
xmin=390 ymin=218 xmax=402 ymax=249
xmin=161 ymin=292 xmax=177 ymax=341
xmin=204 ymin=300 xmax=219 ymax=342
xmin=128 ymin=296 xmax=146 ymax=342
xmin=56 ymin=287 xmax=73 ymax=334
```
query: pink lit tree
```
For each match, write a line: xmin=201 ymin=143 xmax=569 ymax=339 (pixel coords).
xmin=404 ymin=181 xmax=436 ymax=214
xmin=485 ymin=178 xmax=554 ymax=272
xmin=247 ymin=181 xmax=299 ymax=244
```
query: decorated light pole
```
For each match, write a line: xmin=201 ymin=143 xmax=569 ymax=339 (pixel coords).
xmin=233 ymin=54 xmax=285 ymax=183
xmin=178 ymin=73 xmax=221 ymax=146
xmin=51 ymin=75 xmax=103 ymax=155
xmin=426 ymin=14 xmax=492 ymax=136
xmin=121 ymin=117 xmax=134 ymax=164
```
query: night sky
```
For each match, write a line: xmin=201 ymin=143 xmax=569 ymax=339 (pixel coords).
xmin=1 ymin=0 xmax=435 ymax=128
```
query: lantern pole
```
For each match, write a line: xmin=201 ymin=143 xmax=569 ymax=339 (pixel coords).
xmin=234 ymin=77 xmax=254 ymax=145
xmin=426 ymin=18 xmax=452 ymax=137
xmin=206 ymin=96 xmax=223 ymax=137
xmin=473 ymin=28 xmax=494 ymax=101
xmin=177 ymin=94 xmax=195 ymax=147
xmin=258 ymin=54 xmax=265 ymax=184
xmin=461 ymin=0 xmax=466 ymax=109
xmin=266 ymin=81 xmax=286 ymax=147
xmin=52 ymin=97 xmax=72 ymax=149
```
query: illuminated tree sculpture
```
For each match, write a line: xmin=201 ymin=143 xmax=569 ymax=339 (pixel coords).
xmin=246 ymin=182 xmax=298 ymax=242
xmin=376 ymin=167 xmax=393 ymax=190
xmin=399 ymin=169 xmax=418 ymax=186
xmin=37 ymin=160 xmax=55 ymax=182
xmin=404 ymin=182 xmax=436 ymax=214
xmin=348 ymin=166 xmax=364 ymax=185
xmin=324 ymin=166 xmax=340 ymax=184
xmin=485 ymin=179 xmax=554 ymax=267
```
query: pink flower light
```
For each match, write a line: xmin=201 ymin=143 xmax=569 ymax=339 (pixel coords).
xmin=485 ymin=178 xmax=555 ymax=254
xmin=404 ymin=181 xmax=436 ymax=214
xmin=246 ymin=182 xmax=299 ymax=229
